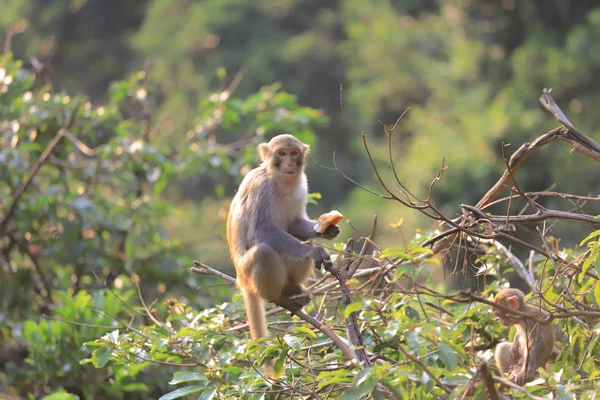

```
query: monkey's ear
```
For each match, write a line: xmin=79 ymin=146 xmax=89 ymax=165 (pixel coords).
xmin=303 ymin=144 xmax=310 ymax=157
xmin=506 ymin=295 xmax=519 ymax=309
xmin=259 ymin=143 xmax=270 ymax=161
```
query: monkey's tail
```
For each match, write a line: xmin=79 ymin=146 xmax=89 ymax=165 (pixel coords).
xmin=243 ymin=290 xmax=276 ymax=377
xmin=243 ymin=290 xmax=267 ymax=340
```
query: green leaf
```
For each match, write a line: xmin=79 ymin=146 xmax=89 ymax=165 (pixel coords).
xmin=394 ymin=263 xmax=414 ymax=281
xmin=92 ymin=347 xmax=111 ymax=368
xmin=343 ymin=301 xmax=362 ymax=318
xmin=158 ymin=385 xmax=205 ymax=400
xmin=579 ymin=253 xmax=598 ymax=284
xmin=41 ymin=392 xmax=79 ymax=400
xmin=108 ymin=329 xmax=119 ymax=344
xmin=283 ymin=334 xmax=302 ymax=350
xmin=381 ymin=247 xmax=411 ymax=259
xmin=580 ymin=230 xmax=600 ymax=246
xmin=292 ymin=326 xmax=317 ymax=339
xmin=437 ymin=343 xmax=458 ymax=371
xmin=404 ymin=306 xmax=420 ymax=322
xmin=273 ymin=351 xmax=287 ymax=379
xmin=338 ymin=376 xmax=377 ymax=400
xmin=122 ymin=383 xmax=149 ymax=392
xmin=595 ymin=282 xmax=600 ymax=307
xmin=169 ymin=372 xmax=208 ymax=385
xmin=198 ymin=387 xmax=216 ymax=400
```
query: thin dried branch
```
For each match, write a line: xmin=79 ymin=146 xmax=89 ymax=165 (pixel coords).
xmin=189 ymin=261 xmax=358 ymax=364
xmin=462 ymin=204 xmax=600 ymax=226
xmin=7 ymin=233 xmax=54 ymax=304
xmin=0 ymin=105 xmax=79 ymax=235
xmin=492 ymin=377 xmax=545 ymax=400
xmin=396 ymin=343 xmax=451 ymax=394
xmin=475 ymin=128 xmax=560 ymax=210
xmin=477 ymin=238 xmax=540 ymax=293
xmin=540 ymin=88 xmax=600 ymax=159
xmin=347 ymin=215 xmax=378 ymax=278
xmin=324 ymin=239 xmax=371 ymax=367
xmin=500 ymin=142 xmax=541 ymax=213
xmin=478 ymin=362 xmax=501 ymax=400
xmin=476 ymin=89 xmax=600 ymax=211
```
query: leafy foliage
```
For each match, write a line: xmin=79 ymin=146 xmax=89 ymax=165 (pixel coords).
xmin=0 ymin=55 xmax=325 ymax=398
xmin=2 ymin=1 xmax=600 ymax=399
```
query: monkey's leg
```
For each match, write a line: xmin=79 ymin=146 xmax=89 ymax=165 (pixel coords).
xmin=495 ymin=342 xmax=516 ymax=376
xmin=279 ymin=257 xmax=314 ymax=311
xmin=239 ymin=244 xmax=287 ymax=303
xmin=285 ymin=256 xmax=314 ymax=284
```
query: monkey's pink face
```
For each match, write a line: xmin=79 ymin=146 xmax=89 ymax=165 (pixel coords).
xmin=273 ymin=147 xmax=303 ymax=175
xmin=492 ymin=305 xmax=519 ymax=326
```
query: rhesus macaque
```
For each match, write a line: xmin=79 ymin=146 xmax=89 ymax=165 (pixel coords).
xmin=492 ymin=288 xmax=555 ymax=385
xmin=227 ymin=134 xmax=340 ymax=345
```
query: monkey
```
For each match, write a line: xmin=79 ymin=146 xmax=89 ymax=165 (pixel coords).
xmin=226 ymin=134 xmax=340 ymax=345
xmin=491 ymin=288 xmax=555 ymax=385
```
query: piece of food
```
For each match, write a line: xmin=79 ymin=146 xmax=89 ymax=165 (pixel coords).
xmin=313 ymin=210 xmax=344 ymax=233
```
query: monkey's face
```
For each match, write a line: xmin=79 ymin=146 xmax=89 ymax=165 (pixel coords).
xmin=259 ymin=135 xmax=310 ymax=179
xmin=492 ymin=300 xmax=521 ymax=326
xmin=492 ymin=307 xmax=519 ymax=326
xmin=272 ymin=146 xmax=304 ymax=175
xmin=492 ymin=289 xmax=523 ymax=326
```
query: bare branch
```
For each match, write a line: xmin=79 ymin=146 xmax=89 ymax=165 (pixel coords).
xmin=189 ymin=261 xmax=358 ymax=364
xmin=0 ymin=105 xmax=79 ymax=235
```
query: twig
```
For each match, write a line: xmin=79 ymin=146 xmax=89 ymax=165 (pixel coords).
xmin=0 ymin=105 xmax=79 ymax=235
xmin=7 ymin=233 xmax=54 ymax=304
xmin=492 ymin=376 xmax=545 ymax=400
xmin=189 ymin=261 xmax=357 ymax=364
xmin=478 ymin=362 xmax=501 ymax=400
xmin=328 ymin=239 xmax=371 ymax=366
xmin=396 ymin=343 xmax=451 ymax=394
xmin=347 ymin=215 xmax=378 ymax=278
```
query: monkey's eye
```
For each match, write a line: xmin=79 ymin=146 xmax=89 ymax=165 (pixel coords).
xmin=290 ymin=150 xmax=299 ymax=156
xmin=277 ymin=150 xmax=286 ymax=156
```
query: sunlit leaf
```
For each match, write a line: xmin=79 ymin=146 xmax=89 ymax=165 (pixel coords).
xmin=437 ymin=343 xmax=458 ymax=371
xmin=92 ymin=347 xmax=111 ymax=368
xmin=158 ymin=385 xmax=205 ymax=400
xmin=169 ymin=372 xmax=207 ymax=385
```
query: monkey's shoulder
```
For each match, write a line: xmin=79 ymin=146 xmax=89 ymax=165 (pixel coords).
xmin=233 ymin=167 xmax=273 ymax=199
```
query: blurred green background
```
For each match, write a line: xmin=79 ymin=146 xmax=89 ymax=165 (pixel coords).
xmin=2 ymin=0 xmax=600 ymax=398
xmin=5 ymin=0 xmax=600 ymax=256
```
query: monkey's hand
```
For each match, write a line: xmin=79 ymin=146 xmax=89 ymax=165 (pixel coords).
xmin=311 ymin=247 xmax=332 ymax=269
xmin=511 ymin=369 xmax=534 ymax=386
xmin=318 ymin=225 xmax=340 ymax=240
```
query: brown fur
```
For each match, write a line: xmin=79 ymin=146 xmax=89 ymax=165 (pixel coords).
xmin=226 ymin=134 xmax=338 ymax=377
xmin=492 ymin=289 xmax=555 ymax=385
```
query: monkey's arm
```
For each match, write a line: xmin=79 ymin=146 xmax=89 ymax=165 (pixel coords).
xmin=255 ymin=223 xmax=317 ymax=260
xmin=288 ymin=218 xmax=318 ymax=240
xmin=513 ymin=326 xmax=554 ymax=384
xmin=288 ymin=218 xmax=340 ymax=241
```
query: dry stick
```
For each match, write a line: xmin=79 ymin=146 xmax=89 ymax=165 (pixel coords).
xmin=500 ymin=142 xmax=542 ymax=213
xmin=328 ymin=239 xmax=371 ymax=367
xmin=3 ymin=29 xmax=12 ymax=54
xmin=477 ymin=238 xmax=539 ymax=293
xmin=491 ymin=377 xmax=544 ymax=400
xmin=396 ymin=343 xmax=451 ymax=394
xmin=7 ymin=233 xmax=54 ymax=304
xmin=475 ymin=127 xmax=561 ymax=210
xmin=0 ymin=105 xmax=79 ymax=235
xmin=478 ymin=362 xmax=501 ymax=400
xmin=540 ymin=88 xmax=600 ymax=161
xmin=347 ymin=215 xmax=378 ymax=278
xmin=462 ymin=204 xmax=600 ymax=226
xmin=189 ymin=261 xmax=358 ymax=364
xmin=477 ymin=89 xmax=600 ymax=211
xmin=481 ymin=190 xmax=600 ymax=210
